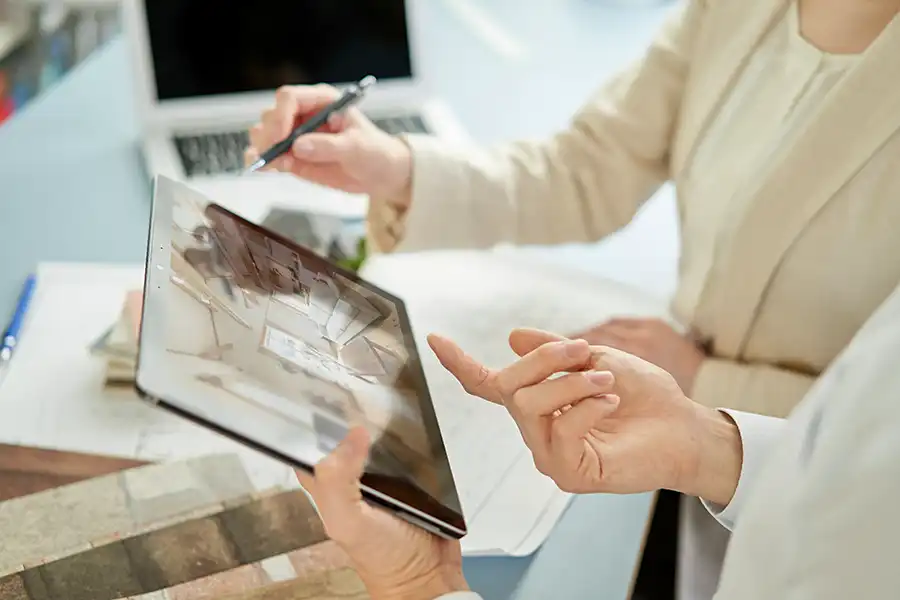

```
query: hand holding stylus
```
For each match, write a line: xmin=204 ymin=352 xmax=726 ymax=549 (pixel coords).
xmin=245 ymin=82 xmax=414 ymax=206
xmin=246 ymin=76 xmax=376 ymax=172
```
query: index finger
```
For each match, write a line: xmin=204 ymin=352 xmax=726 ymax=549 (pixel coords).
xmin=427 ymin=334 xmax=503 ymax=404
xmin=271 ymin=84 xmax=341 ymax=136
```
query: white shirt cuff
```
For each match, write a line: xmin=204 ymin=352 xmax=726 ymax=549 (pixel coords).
xmin=435 ymin=593 xmax=482 ymax=600
xmin=702 ymin=409 xmax=785 ymax=530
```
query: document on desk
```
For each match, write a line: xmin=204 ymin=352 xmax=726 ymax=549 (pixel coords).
xmin=361 ymin=249 xmax=669 ymax=556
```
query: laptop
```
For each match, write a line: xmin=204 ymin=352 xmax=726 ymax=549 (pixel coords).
xmin=122 ymin=0 xmax=468 ymax=220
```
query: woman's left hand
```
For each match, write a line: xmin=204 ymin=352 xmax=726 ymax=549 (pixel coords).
xmin=571 ymin=318 xmax=705 ymax=394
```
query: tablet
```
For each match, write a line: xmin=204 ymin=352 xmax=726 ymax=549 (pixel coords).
xmin=136 ymin=175 xmax=466 ymax=539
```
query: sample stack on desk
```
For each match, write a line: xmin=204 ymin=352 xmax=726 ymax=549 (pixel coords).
xmin=0 ymin=454 xmax=369 ymax=600
xmin=89 ymin=290 xmax=142 ymax=385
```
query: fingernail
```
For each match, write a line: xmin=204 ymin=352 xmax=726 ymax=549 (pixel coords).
xmin=293 ymin=139 xmax=313 ymax=155
xmin=565 ymin=340 xmax=589 ymax=358
xmin=597 ymin=394 xmax=620 ymax=407
xmin=275 ymin=156 xmax=293 ymax=171
xmin=587 ymin=371 xmax=613 ymax=389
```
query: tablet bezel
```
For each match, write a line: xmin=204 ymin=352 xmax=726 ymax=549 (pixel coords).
xmin=136 ymin=175 xmax=466 ymax=539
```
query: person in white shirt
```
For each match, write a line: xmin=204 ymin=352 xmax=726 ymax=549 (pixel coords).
xmin=294 ymin=282 xmax=900 ymax=600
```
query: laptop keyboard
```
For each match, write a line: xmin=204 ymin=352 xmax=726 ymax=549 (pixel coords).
xmin=371 ymin=114 xmax=429 ymax=136
xmin=175 ymin=131 xmax=250 ymax=177
xmin=174 ymin=113 xmax=430 ymax=178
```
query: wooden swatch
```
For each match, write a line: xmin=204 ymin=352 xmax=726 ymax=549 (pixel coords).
xmin=0 ymin=444 xmax=149 ymax=502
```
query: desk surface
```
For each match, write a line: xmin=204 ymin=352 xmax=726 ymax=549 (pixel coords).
xmin=0 ymin=3 xmax=675 ymax=599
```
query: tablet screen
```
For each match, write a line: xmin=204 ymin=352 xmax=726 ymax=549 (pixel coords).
xmin=139 ymin=177 xmax=464 ymax=534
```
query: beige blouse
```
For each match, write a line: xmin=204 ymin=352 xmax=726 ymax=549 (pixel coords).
xmin=366 ymin=0 xmax=900 ymax=418
xmin=677 ymin=2 xmax=860 ymax=330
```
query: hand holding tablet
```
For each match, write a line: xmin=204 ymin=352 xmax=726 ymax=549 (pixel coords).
xmin=137 ymin=176 xmax=465 ymax=539
xmin=293 ymin=427 xmax=471 ymax=599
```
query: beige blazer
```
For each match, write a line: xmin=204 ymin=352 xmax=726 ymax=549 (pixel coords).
xmin=368 ymin=0 xmax=900 ymax=418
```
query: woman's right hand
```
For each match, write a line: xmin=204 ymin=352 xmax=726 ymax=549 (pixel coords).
xmin=245 ymin=85 xmax=414 ymax=207
xmin=427 ymin=329 xmax=743 ymax=505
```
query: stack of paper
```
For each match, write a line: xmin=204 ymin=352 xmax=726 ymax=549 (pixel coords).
xmin=88 ymin=290 xmax=142 ymax=384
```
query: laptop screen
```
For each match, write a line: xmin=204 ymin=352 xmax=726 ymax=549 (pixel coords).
xmin=145 ymin=0 xmax=413 ymax=102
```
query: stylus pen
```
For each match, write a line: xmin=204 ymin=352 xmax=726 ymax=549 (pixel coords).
xmin=0 ymin=273 xmax=37 ymax=389
xmin=245 ymin=75 xmax=377 ymax=174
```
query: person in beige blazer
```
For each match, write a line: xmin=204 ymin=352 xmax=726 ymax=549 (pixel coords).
xmin=292 ymin=281 xmax=900 ymax=600
xmin=246 ymin=0 xmax=900 ymax=596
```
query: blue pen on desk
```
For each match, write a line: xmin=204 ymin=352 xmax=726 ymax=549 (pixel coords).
xmin=0 ymin=274 xmax=37 ymax=384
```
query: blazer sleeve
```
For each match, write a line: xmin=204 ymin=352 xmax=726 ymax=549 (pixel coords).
xmin=367 ymin=0 xmax=708 ymax=254
xmin=777 ymin=326 xmax=900 ymax=599
xmin=690 ymin=358 xmax=816 ymax=418
xmin=702 ymin=410 xmax=786 ymax=531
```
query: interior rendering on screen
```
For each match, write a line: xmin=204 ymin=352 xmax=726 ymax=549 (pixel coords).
xmin=160 ymin=186 xmax=458 ymax=514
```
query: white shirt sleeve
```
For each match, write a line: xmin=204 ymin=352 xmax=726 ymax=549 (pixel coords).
xmin=431 ymin=413 xmax=782 ymax=600
xmin=702 ymin=409 xmax=786 ymax=530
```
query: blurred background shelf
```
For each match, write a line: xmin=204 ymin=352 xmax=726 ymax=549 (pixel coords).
xmin=0 ymin=0 xmax=120 ymax=125
xmin=0 ymin=20 xmax=29 ymax=58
